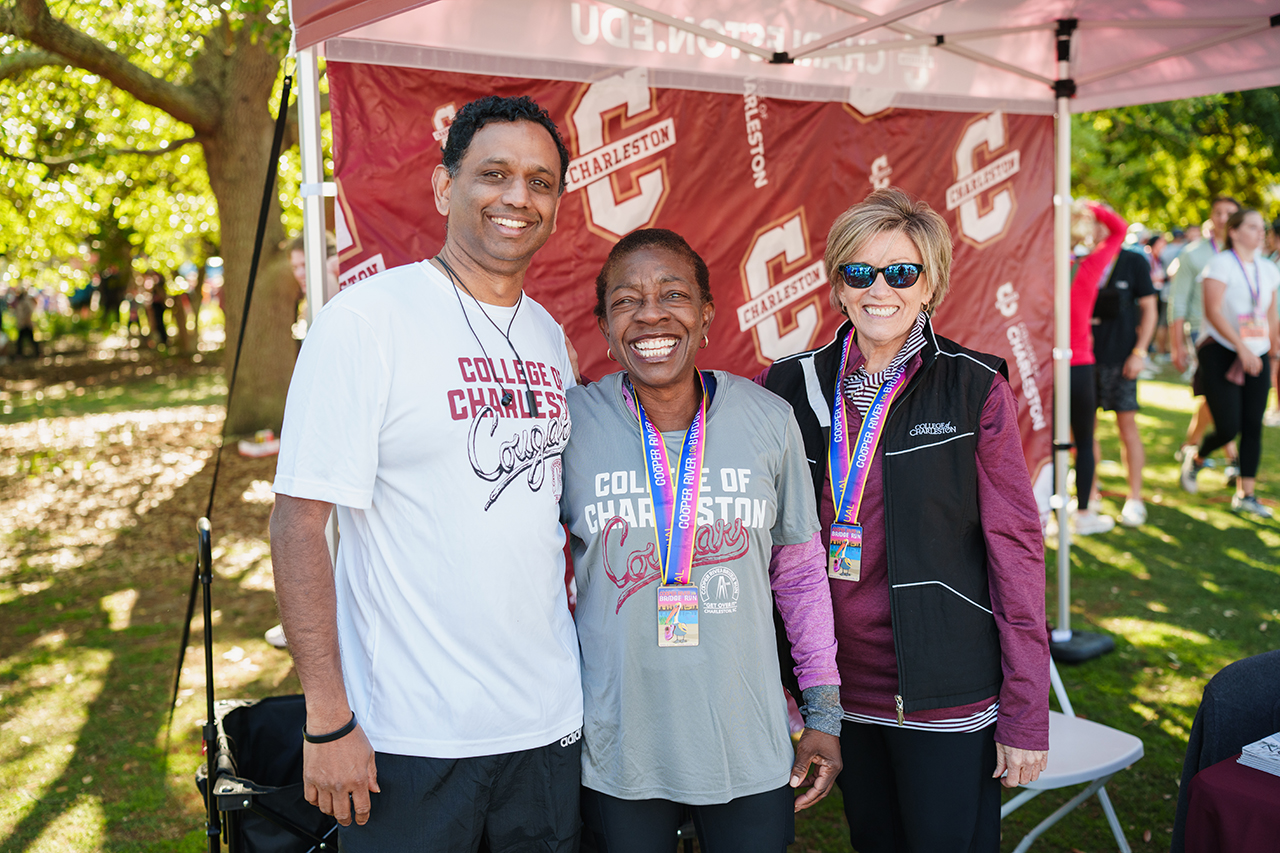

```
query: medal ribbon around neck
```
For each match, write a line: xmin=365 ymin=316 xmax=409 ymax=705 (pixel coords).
xmin=633 ymin=372 xmax=707 ymax=587
xmin=830 ymin=331 xmax=908 ymax=525
xmin=1231 ymin=249 xmax=1261 ymax=309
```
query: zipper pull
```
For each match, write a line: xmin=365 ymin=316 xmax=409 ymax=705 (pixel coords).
xmin=895 ymin=695 xmax=905 ymax=726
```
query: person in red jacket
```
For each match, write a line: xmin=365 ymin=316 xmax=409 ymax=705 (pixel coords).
xmin=1068 ymin=201 xmax=1127 ymax=535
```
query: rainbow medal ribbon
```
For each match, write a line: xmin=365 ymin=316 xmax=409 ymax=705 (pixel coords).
xmin=1233 ymin=250 xmax=1269 ymax=350
xmin=633 ymin=373 xmax=707 ymax=647
xmin=828 ymin=332 xmax=907 ymax=581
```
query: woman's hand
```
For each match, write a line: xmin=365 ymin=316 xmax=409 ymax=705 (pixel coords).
xmin=1240 ymin=348 xmax=1263 ymax=377
xmin=791 ymin=729 xmax=842 ymax=811
xmin=993 ymin=743 xmax=1048 ymax=788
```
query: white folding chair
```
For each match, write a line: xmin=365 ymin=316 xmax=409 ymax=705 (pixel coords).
xmin=1000 ymin=658 xmax=1145 ymax=853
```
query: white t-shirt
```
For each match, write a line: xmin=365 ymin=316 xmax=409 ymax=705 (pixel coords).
xmin=1198 ymin=251 xmax=1280 ymax=355
xmin=273 ymin=260 xmax=582 ymax=759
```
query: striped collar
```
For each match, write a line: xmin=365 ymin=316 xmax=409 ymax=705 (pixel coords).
xmin=842 ymin=312 xmax=928 ymax=416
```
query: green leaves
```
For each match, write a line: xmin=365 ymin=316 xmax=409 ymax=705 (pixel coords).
xmin=1073 ymin=89 xmax=1280 ymax=230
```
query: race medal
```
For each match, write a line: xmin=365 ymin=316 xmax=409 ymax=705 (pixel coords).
xmin=828 ymin=331 xmax=906 ymax=582
xmin=828 ymin=522 xmax=863 ymax=581
xmin=657 ymin=584 xmax=699 ymax=647
xmin=629 ymin=373 xmax=707 ymax=648
xmin=1239 ymin=312 xmax=1268 ymax=350
xmin=1234 ymin=252 xmax=1268 ymax=352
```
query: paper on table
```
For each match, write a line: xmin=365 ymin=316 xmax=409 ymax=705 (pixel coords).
xmin=1237 ymin=732 xmax=1280 ymax=778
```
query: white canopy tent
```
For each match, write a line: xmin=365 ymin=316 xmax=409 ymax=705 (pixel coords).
xmin=287 ymin=0 xmax=1280 ymax=653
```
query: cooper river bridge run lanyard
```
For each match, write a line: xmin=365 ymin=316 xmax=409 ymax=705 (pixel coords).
xmin=828 ymin=331 xmax=907 ymax=581
xmin=632 ymin=372 xmax=707 ymax=647
xmin=1232 ymin=249 xmax=1268 ymax=351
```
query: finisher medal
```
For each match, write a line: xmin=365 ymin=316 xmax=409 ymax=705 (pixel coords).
xmin=657 ymin=584 xmax=699 ymax=646
xmin=631 ymin=374 xmax=707 ymax=647
xmin=828 ymin=332 xmax=905 ymax=581
xmin=828 ymin=522 xmax=863 ymax=581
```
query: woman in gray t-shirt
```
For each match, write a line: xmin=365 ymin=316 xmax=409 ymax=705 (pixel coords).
xmin=560 ymin=229 xmax=843 ymax=852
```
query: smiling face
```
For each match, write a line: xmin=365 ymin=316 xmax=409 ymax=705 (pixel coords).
xmin=598 ymin=245 xmax=714 ymax=398
xmin=432 ymin=120 xmax=561 ymax=276
xmin=835 ymin=228 xmax=933 ymax=368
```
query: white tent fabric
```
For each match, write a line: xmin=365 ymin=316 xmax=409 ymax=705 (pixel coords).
xmin=294 ymin=0 xmax=1280 ymax=114
xmin=287 ymin=0 xmax=1280 ymax=645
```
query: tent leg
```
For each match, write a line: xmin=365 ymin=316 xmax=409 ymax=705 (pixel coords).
xmin=1051 ymin=62 xmax=1073 ymax=647
xmin=297 ymin=44 xmax=327 ymax=322
xmin=1048 ymin=28 xmax=1112 ymax=664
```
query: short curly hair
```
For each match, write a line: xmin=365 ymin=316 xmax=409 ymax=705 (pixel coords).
xmin=441 ymin=96 xmax=570 ymax=194
xmin=594 ymin=229 xmax=712 ymax=320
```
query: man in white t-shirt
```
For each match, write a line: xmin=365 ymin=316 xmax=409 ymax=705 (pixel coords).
xmin=271 ymin=96 xmax=582 ymax=852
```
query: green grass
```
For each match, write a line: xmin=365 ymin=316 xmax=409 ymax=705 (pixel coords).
xmin=0 ymin=365 xmax=226 ymax=426
xmin=1 ymin=357 xmax=1278 ymax=852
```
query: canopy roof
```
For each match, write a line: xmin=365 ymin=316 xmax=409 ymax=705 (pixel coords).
xmin=291 ymin=0 xmax=1280 ymax=114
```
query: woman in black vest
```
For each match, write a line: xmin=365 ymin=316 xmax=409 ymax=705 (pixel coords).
xmin=760 ymin=188 xmax=1050 ymax=852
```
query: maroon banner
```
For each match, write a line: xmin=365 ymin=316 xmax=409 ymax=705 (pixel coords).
xmin=328 ymin=62 xmax=1053 ymax=471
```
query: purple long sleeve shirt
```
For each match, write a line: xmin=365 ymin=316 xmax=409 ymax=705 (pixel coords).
xmin=824 ymin=348 xmax=1049 ymax=750
xmin=758 ymin=347 xmax=1050 ymax=750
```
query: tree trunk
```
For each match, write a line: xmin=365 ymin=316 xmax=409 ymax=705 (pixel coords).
xmin=198 ymin=32 xmax=297 ymax=436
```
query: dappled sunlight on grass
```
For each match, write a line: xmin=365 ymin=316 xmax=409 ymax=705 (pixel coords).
xmin=1098 ymin=616 xmax=1213 ymax=648
xmin=26 ymin=795 xmax=107 ymax=853
xmin=0 ymin=648 xmax=112 ymax=832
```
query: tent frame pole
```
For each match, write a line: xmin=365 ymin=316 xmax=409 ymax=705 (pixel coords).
xmin=1051 ymin=64 xmax=1073 ymax=645
xmin=298 ymin=45 xmax=326 ymax=323
xmin=296 ymin=45 xmax=341 ymax=559
xmin=1049 ymin=20 xmax=1114 ymax=663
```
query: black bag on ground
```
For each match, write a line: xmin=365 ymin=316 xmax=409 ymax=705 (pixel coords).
xmin=195 ymin=695 xmax=338 ymax=853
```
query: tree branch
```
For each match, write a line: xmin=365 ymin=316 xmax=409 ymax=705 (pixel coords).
xmin=0 ymin=47 xmax=62 ymax=80
xmin=0 ymin=136 xmax=198 ymax=167
xmin=1 ymin=0 xmax=218 ymax=134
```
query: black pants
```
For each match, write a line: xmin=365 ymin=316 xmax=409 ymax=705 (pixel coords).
xmin=581 ymin=784 xmax=795 ymax=853
xmin=836 ymin=722 xmax=1001 ymax=853
xmin=337 ymin=734 xmax=581 ymax=853
xmin=1198 ymin=341 xmax=1271 ymax=479
xmin=1069 ymin=364 xmax=1096 ymax=510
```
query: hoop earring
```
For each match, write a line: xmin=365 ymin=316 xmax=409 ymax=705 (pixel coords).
xmin=700 ymin=336 xmax=709 ymax=349
xmin=607 ymin=347 xmax=616 ymax=362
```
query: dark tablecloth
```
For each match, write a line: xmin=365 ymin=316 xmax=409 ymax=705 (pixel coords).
xmin=1185 ymin=752 xmax=1280 ymax=853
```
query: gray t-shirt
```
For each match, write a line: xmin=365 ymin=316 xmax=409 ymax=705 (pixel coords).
xmin=561 ymin=371 xmax=819 ymax=804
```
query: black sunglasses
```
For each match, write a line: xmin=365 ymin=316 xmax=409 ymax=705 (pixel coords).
xmin=837 ymin=262 xmax=924 ymax=289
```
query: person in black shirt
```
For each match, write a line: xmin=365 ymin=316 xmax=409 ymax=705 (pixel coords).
xmin=1092 ymin=245 xmax=1157 ymax=527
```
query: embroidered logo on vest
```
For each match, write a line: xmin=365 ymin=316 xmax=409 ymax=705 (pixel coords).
xmin=909 ymin=422 xmax=958 ymax=437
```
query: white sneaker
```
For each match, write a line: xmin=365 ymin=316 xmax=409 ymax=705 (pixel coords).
xmin=1180 ymin=452 xmax=1204 ymax=494
xmin=1074 ymin=510 xmax=1116 ymax=535
xmin=1231 ymin=494 xmax=1274 ymax=519
xmin=264 ymin=623 xmax=288 ymax=648
xmin=1120 ymin=499 xmax=1147 ymax=527
xmin=1264 ymin=410 xmax=1280 ymax=428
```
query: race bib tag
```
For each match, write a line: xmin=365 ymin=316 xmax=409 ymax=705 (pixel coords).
xmin=1240 ymin=313 xmax=1268 ymax=350
xmin=657 ymin=585 xmax=699 ymax=647
xmin=828 ymin=522 xmax=863 ymax=581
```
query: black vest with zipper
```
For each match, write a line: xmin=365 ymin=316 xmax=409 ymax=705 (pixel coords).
xmin=765 ymin=319 xmax=1010 ymax=712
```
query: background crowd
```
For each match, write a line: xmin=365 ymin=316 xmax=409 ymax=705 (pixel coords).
xmin=1059 ymin=198 xmax=1280 ymax=535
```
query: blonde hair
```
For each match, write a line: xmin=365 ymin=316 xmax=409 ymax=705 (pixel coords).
xmin=824 ymin=187 xmax=951 ymax=315
xmin=1070 ymin=198 xmax=1097 ymax=250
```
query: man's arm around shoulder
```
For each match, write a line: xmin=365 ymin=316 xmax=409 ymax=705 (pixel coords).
xmin=271 ymin=494 xmax=379 ymax=826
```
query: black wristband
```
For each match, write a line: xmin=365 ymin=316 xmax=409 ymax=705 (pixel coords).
xmin=303 ymin=712 xmax=357 ymax=744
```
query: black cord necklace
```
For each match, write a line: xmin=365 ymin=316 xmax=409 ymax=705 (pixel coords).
xmin=436 ymin=254 xmax=539 ymax=416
